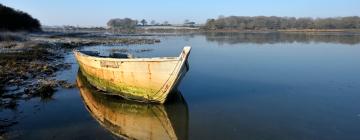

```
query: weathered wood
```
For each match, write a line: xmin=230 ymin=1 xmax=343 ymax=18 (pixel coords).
xmin=74 ymin=46 xmax=191 ymax=103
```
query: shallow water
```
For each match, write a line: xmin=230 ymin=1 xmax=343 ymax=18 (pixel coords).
xmin=3 ymin=33 xmax=360 ymax=140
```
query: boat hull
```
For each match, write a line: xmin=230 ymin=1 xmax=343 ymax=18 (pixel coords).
xmin=74 ymin=47 xmax=191 ymax=103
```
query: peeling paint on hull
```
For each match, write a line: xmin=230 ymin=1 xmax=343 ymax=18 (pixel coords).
xmin=74 ymin=47 xmax=191 ymax=103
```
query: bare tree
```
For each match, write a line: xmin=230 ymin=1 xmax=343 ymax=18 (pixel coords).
xmin=140 ymin=19 xmax=147 ymax=26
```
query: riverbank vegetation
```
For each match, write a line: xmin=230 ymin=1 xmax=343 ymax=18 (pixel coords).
xmin=107 ymin=18 xmax=138 ymax=32
xmin=202 ymin=16 xmax=360 ymax=31
xmin=0 ymin=4 xmax=41 ymax=31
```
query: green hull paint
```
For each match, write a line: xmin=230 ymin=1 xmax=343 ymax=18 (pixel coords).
xmin=74 ymin=46 xmax=191 ymax=103
xmin=79 ymin=67 xmax=160 ymax=102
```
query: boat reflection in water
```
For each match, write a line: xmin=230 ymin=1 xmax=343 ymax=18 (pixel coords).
xmin=76 ymin=71 xmax=189 ymax=140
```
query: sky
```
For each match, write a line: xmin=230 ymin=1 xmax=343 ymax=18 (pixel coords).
xmin=1 ymin=0 xmax=359 ymax=27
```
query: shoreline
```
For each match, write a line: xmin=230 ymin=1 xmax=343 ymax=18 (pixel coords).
xmin=40 ymin=28 xmax=360 ymax=35
xmin=0 ymin=32 xmax=161 ymax=113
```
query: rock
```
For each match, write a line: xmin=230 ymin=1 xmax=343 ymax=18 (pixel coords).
xmin=21 ymin=94 xmax=28 ymax=99
xmin=36 ymin=84 xmax=55 ymax=98
xmin=57 ymin=80 xmax=75 ymax=88
xmin=23 ymin=79 xmax=58 ymax=98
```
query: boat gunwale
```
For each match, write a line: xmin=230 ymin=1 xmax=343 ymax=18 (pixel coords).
xmin=74 ymin=50 xmax=182 ymax=62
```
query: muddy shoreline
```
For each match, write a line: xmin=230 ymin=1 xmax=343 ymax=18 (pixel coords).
xmin=0 ymin=31 xmax=160 ymax=137
xmin=0 ymin=32 xmax=161 ymax=100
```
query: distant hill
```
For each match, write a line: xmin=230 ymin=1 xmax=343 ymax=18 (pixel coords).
xmin=0 ymin=4 xmax=41 ymax=31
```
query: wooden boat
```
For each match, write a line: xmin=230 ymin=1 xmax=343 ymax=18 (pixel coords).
xmin=76 ymin=72 xmax=189 ymax=140
xmin=74 ymin=46 xmax=191 ymax=103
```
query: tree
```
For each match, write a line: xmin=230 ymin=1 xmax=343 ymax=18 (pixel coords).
xmin=107 ymin=18 xmax=138 ymax=29
xmin=0 ymin=4 xmax=41 ymax=31
xmin=203 ymin=19 xmax=216 ymax=30
xmin=203 ymin=16 xmax=360 ymax=30
xmin=184 ymin=19 xmax=190 ymax=24
xmin=295 ymin=18 xmax=314 ymax=29
xmin=163 ymin=21 xmax=169 ymax=26
xmin=140 ymin=19 xmax=147 ymax=26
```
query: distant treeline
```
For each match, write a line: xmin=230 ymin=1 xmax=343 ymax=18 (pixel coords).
xmin=203 ymin=16 xmax=360 ymax=30
xmin=0 ymin=4 xmax=41 ymax=31
xmin=107 ymin=18 xmax=138 ymax=30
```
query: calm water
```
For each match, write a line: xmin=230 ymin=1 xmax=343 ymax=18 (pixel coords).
xmin=3 ymin=33 xmax=360 ymax=140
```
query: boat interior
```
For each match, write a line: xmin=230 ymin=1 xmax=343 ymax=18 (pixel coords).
xmin=80 ymin=50 xmax=134 ymax=58
xmin=78 ymin=50 xmax=179 ymax=60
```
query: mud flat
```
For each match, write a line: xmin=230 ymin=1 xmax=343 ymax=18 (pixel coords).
xmin=30 ymin=32 xmax=160 ymax=48
xmin=0 ymin=41 xmax=72 ymax=107
xmin=0 ymin=32 xmax=161 ymax=137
